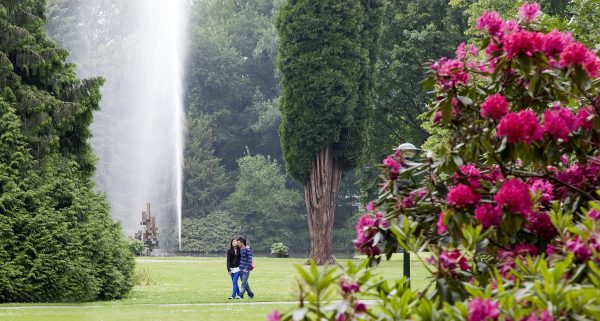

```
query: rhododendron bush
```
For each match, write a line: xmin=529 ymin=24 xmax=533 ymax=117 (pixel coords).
xmin=271 ymin=3 xmax=600 ymax=321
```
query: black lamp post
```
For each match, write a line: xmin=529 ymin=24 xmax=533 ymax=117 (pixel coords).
xmin=394 ymin=143 xmax=421 ymax=286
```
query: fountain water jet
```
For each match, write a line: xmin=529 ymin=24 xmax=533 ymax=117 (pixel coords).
xmin=49 ymin=0 xmax=189 ymax=252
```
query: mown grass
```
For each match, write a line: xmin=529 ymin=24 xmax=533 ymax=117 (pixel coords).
xmin=0 ymin=254 xmax=431 ymax=321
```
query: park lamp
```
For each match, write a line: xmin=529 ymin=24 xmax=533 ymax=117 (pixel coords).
xmin=395 ymin=142 xmax=421 ymax=159
xmin=394 ymin=142 xmax=420 ymax=287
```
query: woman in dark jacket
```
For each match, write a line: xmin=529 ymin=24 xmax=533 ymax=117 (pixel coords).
xmin=226 ymin=239 xmax=241 ymax=299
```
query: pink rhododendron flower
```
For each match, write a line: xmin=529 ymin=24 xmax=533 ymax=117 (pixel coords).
xmin=543 ymin=107 xmax=576 ymax=141
xmin=431 ymin=58 xmax=469 ymax=88
xmin=383 ymin=156 xmax=401 ymax=179
xmin=486 ymin=42 xmax=501 ymax=59
xmin=340 ymin=280 xmax=360 ymax=294
xmin=439 ymin=248 xmax=470 ymax=272
xmin=468 ymin=298 xmax=500 ymax=321
xmin=482 ymin=165 xmax=504 ymax=183
xmin=456 ymin=42 xmax=466 ymax=60
xmin=396 ymin=196 xmax=415 ymax=209
xmin=474 ymin=203 xmax=502 ymax=228
xmin=527 ymin=211 xmax=558 ymax=240
xmin=267 ymin=310 xmax=281 ymax=321
xmin=476 ymin=11 xmax=504 ymax=36
xmin=447 ymin=184 xmax=480 ymax=208
xmin=519 ymin=2 xmax=541 ymax=23
xmin=576 ymin=106 xmax=595 ymax=129
xmin=354 ymin=212 xmax=389 ymax=256
xmin=365 ymin=201 xmax=375 ymax=211
xmin=566 ymin=236 xmax=592 ymax=260
xmin=503 ymin=19 xmax=520 ymax=33
xmin=589 ymin=209 xmax=600 ymax=220
xmin=481 ymin=94 xmax=509 ymax=120
xmin=468 ymin=44 xmax=478 ymax=56
xmin=559 ymin=42 xmax=599 ymax=78
xmin=542 ymin=30 xmax=573 ymax=56
xmin=496 ymin=109 xmax=543 ymax=143
xmin=503 ymin=30 xmax=544 ymax=58
xmin=355 ymin=302 xmax=367 ymax=314
xmin=455 ymin=164 xmax=481 ymax=189
xmin=437 ymin=211 xmax=448 ymax=234
xmin=528 ymin=178 xmax=554 ymax=205
xmin=495 ymin=178 xmax=533 ymax=215
xmin=523 ymin=310 xmax=553 ymax=321
xmin=434 ymin=111 xmax=443 ymax=123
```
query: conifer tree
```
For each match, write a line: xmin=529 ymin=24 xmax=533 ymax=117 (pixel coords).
xmin=0 ymin=0 xmax=134 ymax=302
xmin=276 ymin=0 xmax=384 ymax=263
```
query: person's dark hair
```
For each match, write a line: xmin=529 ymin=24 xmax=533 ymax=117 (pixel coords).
xmin=229 ymin=239 xmax=236 ymax=252
xmin=236 ymin=237 xmax=247 ymax=246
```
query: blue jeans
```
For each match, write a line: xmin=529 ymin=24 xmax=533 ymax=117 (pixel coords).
xmin=230 ymin=272 xmax=241 ymax=298
xmin=240 ymin=271 xmax=254 ymax=298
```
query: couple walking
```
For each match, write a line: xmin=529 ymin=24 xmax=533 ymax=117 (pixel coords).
xmin=226 ymin=237 xmax=254 ymax=299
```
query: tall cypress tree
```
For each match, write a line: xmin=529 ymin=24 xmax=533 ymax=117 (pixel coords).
xmin=276 ymin=0 xmax=383 ymax=264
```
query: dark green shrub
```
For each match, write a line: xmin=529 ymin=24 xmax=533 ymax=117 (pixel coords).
xmin=128 ymin=240 xmax=147 ymax=256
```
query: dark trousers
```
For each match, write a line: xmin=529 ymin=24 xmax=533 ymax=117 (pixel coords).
xmin=240 ymin=270 xmax=254 ymax=298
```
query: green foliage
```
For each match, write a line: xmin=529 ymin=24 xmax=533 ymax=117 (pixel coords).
xmin=276 ymin=0 xmax=383 ymax=182
xmin=359 ymin=0 xmax=468 ymax=198
xmin=0 ymin=0 xmax=133 ymax=302
xmin=270 ymin=242 xmax=289 ymax=258
xmin=181 ymin=210 xmax=242 ymax=254
xmin=186 ymin=0 xmax=284 ymax=171
xmin=227 ymin=153 xmax=304 ymax=251
xmin=128 ymin=239 xmax=147 ymax=256
xmin=182 ymin=116 xmax=230 ymax=218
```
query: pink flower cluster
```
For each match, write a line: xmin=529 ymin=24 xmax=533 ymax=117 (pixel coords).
xmin=468 ymin=298 xmax=500 ymax=321
xmin=354 ymin=211 xmax=389 ymax=257
xmin=481 ymin=94 xmax=509 ymax=120
xmin=555 ymin=160 xmax=600 ymax=198
xmin=576 ymin=106 xmax=595 ymax=129
xmin=431 ymin=58 xmax=469 ymax=88
xmin=519 ymin=2 xmax=541 ymax=23
xmin=542 ymin=106 xmax=576 ymax=142
xmin=340 ymin=279 xmax=360 ymax=294
xmin=521 ymin=310 xmax=553 ymax=321
xmin=439 ymin=248 xmax=470 ymax=273
xmin=494 ymin=178 xmax=533 ymax=215
xmin=267 ymin=310 xmax=281 ymax=321
xmin=474 ymin=203 xmax=502 ymax=228
xmin=476 ymin=11 xmax=504 ymax=37
xmin=566 ymin=236 xmax=592 ymax=260
xmin=383 ymin=156 xmax=401 ymax=180
xmin=560 ymin=42 xmax=600 ymax=78
xmin=476 ymin=4 xmax=599 ymax=78
xmin=447 ymin=184 xmax=480 ymax=208
xmin=496 ymin=109 xmax=543 ymax=143
xmin=528 ymin=178 xmax=554 ymax=205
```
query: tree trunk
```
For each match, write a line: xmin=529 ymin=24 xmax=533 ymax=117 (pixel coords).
xmin=304 ymin=144 xmax=343 ymax=265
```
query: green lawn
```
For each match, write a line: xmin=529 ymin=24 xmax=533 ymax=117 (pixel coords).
xmin=0 ymin=254 xmax=431 ymax=321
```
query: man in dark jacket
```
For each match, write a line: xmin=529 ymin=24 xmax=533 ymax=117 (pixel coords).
xmin=237 ymin=237 xmax=254 ymax=298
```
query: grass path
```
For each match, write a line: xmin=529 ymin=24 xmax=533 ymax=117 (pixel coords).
xmin=0 ymin=255 xmax=430 ymax=321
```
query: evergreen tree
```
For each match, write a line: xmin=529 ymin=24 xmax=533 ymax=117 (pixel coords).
xmin=0 ymin=0 xmax=134 ymax=302
xmin=276 ymin=0 xmax=384 ymax=263
xmin=182 ymin=116 xmax=230 ymax=218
